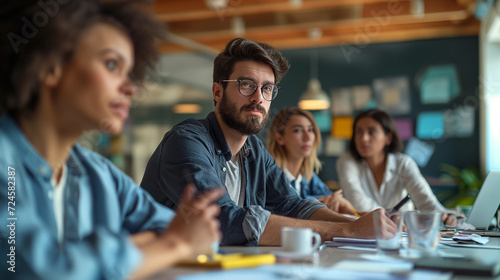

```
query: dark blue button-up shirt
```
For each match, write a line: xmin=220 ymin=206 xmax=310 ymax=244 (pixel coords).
xmin=141 ymin=112 xmax=324 ymax=246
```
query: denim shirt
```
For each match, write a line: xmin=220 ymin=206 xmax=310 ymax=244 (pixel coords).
xmin=0 ymin=115 xmax=174 ymax=280
xmin=141 ymin=112 xmax=324 ymax=246
xmin=285 ymin=170 xmax=332 ymax=198
xmin=300 ymin=173 xmax=332 ymax=199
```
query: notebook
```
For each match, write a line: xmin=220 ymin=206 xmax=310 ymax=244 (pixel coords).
xmin=414 ymin=256 xmax=500 ymax=277
xmin=463 ymin=170 xmax=500 ymax=233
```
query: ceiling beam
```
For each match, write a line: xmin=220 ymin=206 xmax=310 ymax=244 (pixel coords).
xmin=158 ymin=20 xmax=479 ymax=53
xmin=169 ymin=10 xmax=470 ymax=39
xmin=155 ymin=0 xmax=479 ymax=54
xmin=154 ymin=0 xmax=412 ymax=22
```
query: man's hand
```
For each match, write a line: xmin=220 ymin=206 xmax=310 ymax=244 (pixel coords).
xmin=344 ymin=208 xmax=397 ymax=238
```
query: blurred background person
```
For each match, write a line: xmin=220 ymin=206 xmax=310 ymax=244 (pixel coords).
xmin=267 ymin=107 xmax=356 ymax=215
xmin=336 ymin=108 xmax=456 ymax=226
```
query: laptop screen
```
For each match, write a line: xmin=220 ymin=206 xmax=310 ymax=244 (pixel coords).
xmin=466 ymin=170 xmax=500 ymax=229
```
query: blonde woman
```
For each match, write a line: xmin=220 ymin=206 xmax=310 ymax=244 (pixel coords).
xmin=267 ymin=107 xmax=356 ymax=215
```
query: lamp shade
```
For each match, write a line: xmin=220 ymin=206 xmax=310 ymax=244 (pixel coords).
xmin=173 ymin=103 xmax=202 ymax=114
xmin=298 ymin=78 xmax=330 ymax=110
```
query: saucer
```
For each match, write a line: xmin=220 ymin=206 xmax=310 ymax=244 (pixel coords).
xmin=271 ymin=251 xmax=319 ymax=265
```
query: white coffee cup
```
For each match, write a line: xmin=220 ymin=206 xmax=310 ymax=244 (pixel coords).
xmin=281 ymin=227 xmax=321 ymax=254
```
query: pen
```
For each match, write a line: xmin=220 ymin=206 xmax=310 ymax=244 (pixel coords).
xmin=352 ymin=208 xmax=361 ymax=218
xmin=387 ymin=194 xmax=411 ymax=216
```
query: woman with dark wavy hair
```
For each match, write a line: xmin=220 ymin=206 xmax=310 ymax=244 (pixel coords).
xmin=336 ymin=109 xmax=456 ymax=226
xmin=0 ymin=1 xmax=222 ymax=279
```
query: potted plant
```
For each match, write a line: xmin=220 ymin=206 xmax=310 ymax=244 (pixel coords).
xmin=437 ymin=164 xmax=484 ymax=209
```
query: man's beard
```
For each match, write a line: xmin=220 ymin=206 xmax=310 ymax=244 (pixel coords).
xmin=218 ymin=92 xmax=270 ymax=135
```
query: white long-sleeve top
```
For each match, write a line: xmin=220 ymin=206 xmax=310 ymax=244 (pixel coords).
xmin=336 ymin=152 xmax=446 ymax=212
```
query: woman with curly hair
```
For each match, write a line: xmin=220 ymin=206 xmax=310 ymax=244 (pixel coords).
xmin=0 ymin=1 xmax=222 ymax=278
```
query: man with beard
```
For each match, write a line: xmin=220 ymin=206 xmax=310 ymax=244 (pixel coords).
xmin=141 ymin=38 xmax=394 ymax=246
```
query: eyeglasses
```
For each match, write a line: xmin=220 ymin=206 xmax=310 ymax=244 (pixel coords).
xmin=221 ymin=79 xmax=279 ymax=101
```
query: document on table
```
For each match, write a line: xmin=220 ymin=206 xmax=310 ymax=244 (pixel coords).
xmin=335 ymin=260 xmax=451 ymax=280
xmin=175 ymin=263 xmax=452 ymax=280
xmin=324 ymin=237 xmax=378 ymax=249
xmin=332 ymin=237 xmax=376 ymax=244
xmin=334 ymin=259 xmax=412 ymax=273
xmin=440 ymin=240 xmax=500 ymax=250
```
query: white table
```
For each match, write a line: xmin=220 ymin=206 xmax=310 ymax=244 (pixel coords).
xmin=147 ymin=237 xmax=500 ymax=280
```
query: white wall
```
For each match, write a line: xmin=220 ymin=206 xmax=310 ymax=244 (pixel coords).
xmin=480 ymin=0 xmax=500 ymax=174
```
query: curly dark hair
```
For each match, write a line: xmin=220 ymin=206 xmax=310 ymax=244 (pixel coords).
xmin=0 ymin=0 xmax=165 ymax=117
xmin=349 ymin=108 xmax=403 ymax=160
xmin=213 ymin=37 xmax=290 ymax=105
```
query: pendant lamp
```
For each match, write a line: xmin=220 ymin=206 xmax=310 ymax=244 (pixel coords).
xmin=298 ymin=50 xmax=330 ymax=111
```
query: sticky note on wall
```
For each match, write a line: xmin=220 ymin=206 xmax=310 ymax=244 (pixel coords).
xmin=416 ymin=112 xmax=444 ymax=139
xmin=324 ymin=137 xmax=346 ymax=156
xmin=373 ymin=76 xmax=411 ymax=115
xmin=421 ymin=76 xmax=451 ymax=104
xmin=394 ymin=118 xmax=413 ymax=140
xmin=443 ymin=106 xmax=475 ymax=138
xmin=382 ymin=88 xmax=401 ymax=107
xmin=352 ymin=85 xmax=372 ymax=110
xmin=332 ymin=117 xmax=354 ymax=139
xmin=331 ymin=88 xmax=353 ymax=116
xmin=312 ymin=111 xmax=332 ymax=133
xmin=418 ymin=64 xmax=460 ymax=104
xmin=405 ymin=138 xmax=435 ymax=167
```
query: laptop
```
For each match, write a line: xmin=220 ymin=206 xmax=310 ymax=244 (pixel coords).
xmin=460 ymin=170 xmax=500 ymax=236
